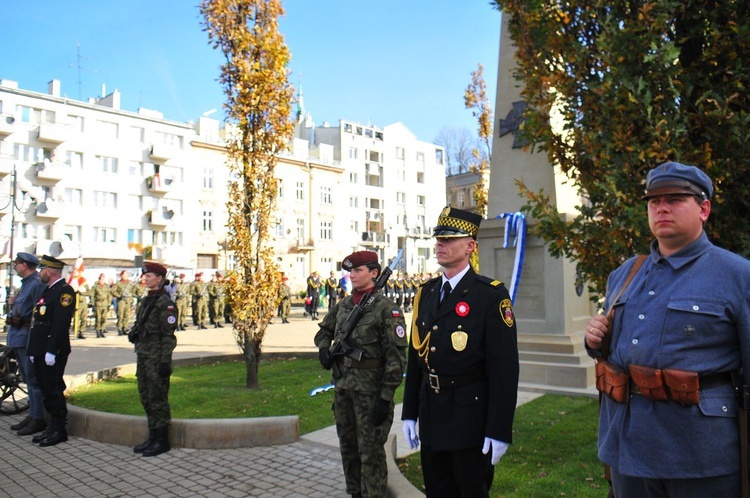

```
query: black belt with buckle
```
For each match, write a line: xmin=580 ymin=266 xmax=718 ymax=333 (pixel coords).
xmin=337 ymin=357 xmax=385 ymax=369
xmin=427 ymin=370 xmax=485 ymax=392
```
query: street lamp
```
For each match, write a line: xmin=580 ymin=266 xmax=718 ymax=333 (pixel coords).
xmin=2 ymin=162 xmax=37 ymax=302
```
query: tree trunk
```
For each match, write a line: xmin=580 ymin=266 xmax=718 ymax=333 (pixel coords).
xmin=244 ymin=333 xmax=259 ymax=389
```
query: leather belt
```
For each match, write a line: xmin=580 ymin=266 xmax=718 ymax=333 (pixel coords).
xmin=336 ymin=357 xmax=385 ymax=369
xmin=427 ymin=370 xmax=485 ymax=393
xmin=631 ymin=371 xmax=732 ymax=396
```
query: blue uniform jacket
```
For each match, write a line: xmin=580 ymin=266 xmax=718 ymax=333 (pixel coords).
xmin=594 ymin=232 xmax=750 ymax=478
xmin=6 ymin=272 xmax=46 ymax=348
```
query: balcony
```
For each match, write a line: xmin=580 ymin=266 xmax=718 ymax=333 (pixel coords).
xmin=289 ymin=238 xmax=314 ymax=252
xmin=146 ymin=175 xmax=173 ymax=195
xmin=361 ymin=231 xmax=386 ymax=246
xmin=0 ymin=156 xmax=13 ymax=178
xmin=0 ymin=115 xmax=15 ymax=137
xmin=35 ymin=160 xmax=66 ymax=182
xmin=35 ymin=200 xmax=63 ymax=220
xmin=37 ymin=123 xmax=70 ymax=144
xmin=149 ymin=143 xmax=180 ymax=162
xmin=147 ymin=208 xmax=175 ymax=227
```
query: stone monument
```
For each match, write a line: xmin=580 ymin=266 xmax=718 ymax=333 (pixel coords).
xmin=478 ymin=14 xmax=596 ymax=394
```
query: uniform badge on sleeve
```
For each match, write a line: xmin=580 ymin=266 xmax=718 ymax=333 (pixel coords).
xmin=392 ymin=309 xmax=401 ymax=318
xmin=167 ymin=316 xmax=177 ymax=325
xmin=500 ymin=299 xmax=515 ymax=328
xmin=395 ymin=325 xmax=406 ymax=338
xmin=60 ymin=293 xmax=74 ymax=307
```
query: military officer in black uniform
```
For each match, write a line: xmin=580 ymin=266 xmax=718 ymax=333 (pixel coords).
xmin=402 ymin=206 xmax=520 ymax=498
xmin=27 ymin=255 xmax=76 ymax=447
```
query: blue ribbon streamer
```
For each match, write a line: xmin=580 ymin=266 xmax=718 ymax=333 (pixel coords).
xmin=309 ymin=383 xmax=334 ymax=396
xmin=495 ymin=212 xmax=526 ymax=304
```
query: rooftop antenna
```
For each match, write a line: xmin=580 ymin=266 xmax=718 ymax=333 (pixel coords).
xmin=68 ymin=43 xmax=96 ymax=100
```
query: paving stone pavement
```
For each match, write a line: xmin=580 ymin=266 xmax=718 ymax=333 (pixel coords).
xmin=0 ymin=309 xmax=541 ymax=497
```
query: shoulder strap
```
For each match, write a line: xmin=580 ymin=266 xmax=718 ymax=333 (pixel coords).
xmin=600 ymin=255 xmax=647 ymax=359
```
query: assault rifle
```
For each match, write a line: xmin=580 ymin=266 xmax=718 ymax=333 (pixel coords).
xmin=325 ymin=250 xmax=403 ymax=379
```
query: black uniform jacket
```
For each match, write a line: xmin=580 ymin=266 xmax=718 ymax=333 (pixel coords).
xmin=27 ymin=278 xmax=76 ymax=357
xmin=402 ymin=268 xmax=519 ymax=451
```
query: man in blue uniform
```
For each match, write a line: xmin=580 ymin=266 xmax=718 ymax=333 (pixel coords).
xmin=585 ymin=162 xmax=750 ymax=496
xmin=402 ymin=206 xmax=520 ymax=498
xmin=27 ymin=255 xmax=76 ymax=447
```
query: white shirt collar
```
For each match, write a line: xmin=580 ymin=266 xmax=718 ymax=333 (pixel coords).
xmin=442 ymin=264 xmax=471 ymax=290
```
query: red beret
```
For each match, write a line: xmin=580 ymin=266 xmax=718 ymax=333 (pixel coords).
xmin=142 ymin=262 xmax=167 ymax=276
xmin=342 ymin=251 xmax=379 ymax=270
xmin=195 ymin=272 xmax=203 ymax=277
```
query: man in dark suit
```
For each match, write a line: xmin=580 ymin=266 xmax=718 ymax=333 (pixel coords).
xmin=27 ymin=255 xmax=76 ymax=447
xmin=402 ymin=206 xmax=520 ymax=497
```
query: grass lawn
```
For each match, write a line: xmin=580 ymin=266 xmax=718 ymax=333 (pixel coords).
xmin=68 ymin=357 xmax=607 ymax=495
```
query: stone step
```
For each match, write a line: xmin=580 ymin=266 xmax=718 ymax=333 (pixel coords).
xmin=517 ymin=333 xmax=587 ymax=355
xmin=519 ymin=359 xmax=596 ymax=390
xmin=519 ymin=381 xmax=599 ymax=398
xmin=520 ymin=349 xmax=589 ymax=365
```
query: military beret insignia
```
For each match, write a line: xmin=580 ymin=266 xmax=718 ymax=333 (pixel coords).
xmin=500 ymin=299 xmax=515 ymax=328
xmin=455 ymin=302 xmax=470 ymax=317
xmin=60 ymin=293 xmax=74 ymax=307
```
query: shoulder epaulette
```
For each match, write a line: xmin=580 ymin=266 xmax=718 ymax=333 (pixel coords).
xmin=476 ymin=274 xmax=504 ymax=287
xmin=420 ymin=276 xmax=441 ymax=288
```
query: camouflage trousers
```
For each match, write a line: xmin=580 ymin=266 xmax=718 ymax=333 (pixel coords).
xmin=334 ymin=388 xmax=393 ymax=498
xmin=136 ymin=354 xmax=171 ymax=430
xmin=117 ymin=299 xmax=134 ymax=330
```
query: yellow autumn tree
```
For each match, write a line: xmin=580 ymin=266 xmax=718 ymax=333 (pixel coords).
xmin=200 ymin=0 xmax=295 ymax=388
xmin=464 ymin=64 xmax=492 ymax=218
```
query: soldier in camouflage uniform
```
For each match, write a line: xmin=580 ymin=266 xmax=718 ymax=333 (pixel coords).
xmin=173 ymin=274 xmax=190 ymax=331
xmin=91 ymin=273 xmax=111 ymax=338
xmin=278 ymin=277 xmax=291 ymax=324
xmin=314 ymin=251 xmax=407 ymax=498
xmin=111 ymin=270 xmax=137 ymax=336
xmin=128 ymin=262 xmax=177 ymax=457
xmin=207 ymin=272 xmax=225 ymax=328
xmin=73 ymin=280 xmax=91 ymax=339
xmin=190 ymin=272 xmax=209 ymax=329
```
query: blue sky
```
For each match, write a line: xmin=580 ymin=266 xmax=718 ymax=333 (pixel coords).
xmin=0 ymin=1 xmax=502 ymax=142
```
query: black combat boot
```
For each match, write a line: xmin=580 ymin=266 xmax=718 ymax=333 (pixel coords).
xmin=10 ymin=415 xmax=32 ymax=431
xmin=32 ymin=426 xmax=54 ymax=443
xmin=142 ymin=427 xmax=170 ymax=457
xmin=134 ymin=429 xmax=155 ymax=453
xmin=38 ymin=417 xmax=67 ymax=447
xmin=216 ymin=322 xmax=223 ymax=328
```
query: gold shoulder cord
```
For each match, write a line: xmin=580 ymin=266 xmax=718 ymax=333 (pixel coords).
xmin=410 ymin=287 xmax=431 ymax=363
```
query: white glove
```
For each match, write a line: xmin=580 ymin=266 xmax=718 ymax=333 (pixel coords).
xmin=45 ymin=352 xmax=56 ymax=366
xmin=402 ymin=419 xmax=419 ymax=449
xmin=29 ymin=356 xmax=34 ymax=363
xmin=482 ymin=437 xmax=509 ymax=465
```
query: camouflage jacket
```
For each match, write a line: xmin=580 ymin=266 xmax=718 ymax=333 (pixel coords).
xmin=314 ymin=292 xmax=407 ymax=401
xmin=111 ymin=281 xmax=137 ymax=303
xmin=92 ymin=283 xmax=111 ymax=307
xmin=133 ymin=291 xmax=177 ymax=362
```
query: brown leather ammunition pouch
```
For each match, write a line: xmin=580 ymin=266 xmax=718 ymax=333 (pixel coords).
xmin=629 ymin=364 xmax=669 ymax=401
xmin=598 ymin=360 xmax=630 ymax=403
xmin=663 ymin=368 xmax=700 ymax=406
xmin=595 ymin=359 xmax=606 ymax=393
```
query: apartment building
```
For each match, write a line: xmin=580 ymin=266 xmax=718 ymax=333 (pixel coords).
xmin=0 ymin=79 xmax=446 ymax=293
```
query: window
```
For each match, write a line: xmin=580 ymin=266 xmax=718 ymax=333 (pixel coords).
xmin=397 ymin=192 xmax=406 ymax=204
xmin=93 ymin=191 xmax=117 ymax=208
xmin=275 ymin=217 xmax=285 ymax=237
xmin=417 ymin=172 xmax=424 ymax=184
xmin=68 ymin=115 xmax=84 ymax=132
xmin=375 ymin=131 xmax=383 ymax=140
xmin=65 ymin=151 xmax=83 ymax=168
xmin=348 ymin=147 xmax=358 ymax=159
xmin=458 ymin=191 xmax=465 ymax=207
xmin=13 ymin=144 xmax=42 ymax=163
xmin=365 ymin=129 xmax=373 ymax=138
xmin=128 ymin=228 xmax=142 ymax=245
xmin=344 ymin=123 xmax=352 ymax=133
xmin=435 ymin=149 xmax=444 ymax=165
xmin=129 ymin=161 xmax=143 ymax=176
xmin=96 ymin=120 xmax=119 ymax=139
xmin=320 ymin=220 xmax=332 ymax=240
xmin=155 ymin=131 xmax=183 ymax=148
xmin=368 ymin=150 xmax=382 ymax=163
xmin=350 ymin=196 xmax=359 ymax=208
xmin=201 ymin=210 xmax=213 ymax=232
xmin=416 ymin=152 xmax=425 ymax=164
xmin=93 ymin=227 xmax=117 ymax=243
xmin=97 ymin=155 xmax=118 ymax=173
xmin=277 ymin=179 xmax=284 ymax=198
xmin=356 ymin=126 xmax=363 ymax=135
xmin=296 ymin=218 xmax=305 ymax=240
xmin=417 ymin=195 xmax=426 ymax=206
xmin=203 ymin=167 xmax=214 ymax=188
xmin=295 ymin=181 xmax=304 ymax=201
xmin=396 ymin=147 xmax=405 ymax=159
xmin=17 ymin=105 xmax=55 ymax=124
xmin=320 ymin=186 xmax=332 ymax=204
xmin=350 ymin=220 xmax=359 ymax=233
xmin=63 ymin=225 xmax=82 ymax=242
xmin=417 ymin=215 xmax=426 ymax=231
xmin=63 ymin=188 xmax=83 ymax=205
xmin=130 ymin=126 xmax=145 ymax=143
xmin=349 ymin=172 xmax=358 ymax=184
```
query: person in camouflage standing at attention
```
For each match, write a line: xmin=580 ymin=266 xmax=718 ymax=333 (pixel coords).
xmin=207 ymin=272 xmax=225 ymax=328
xmin=278 ymin=276 xmax=291 ymax=324
xmin=91 ymin=273 xmax=111 ymax=338
xmin=173 ymin=273 xmax=190 ymax=331
xmin=190 ymin=272 xmax=209 ymax=329
xmin=73 ymin=278 xmax=91 ymax=339
xmin=128 ymin=262 xmax=177 ymax=457
xmin=314 ymin=251 xmax=408 ymax=498
xmin=111 ymin=270 xmax=137 ymax=336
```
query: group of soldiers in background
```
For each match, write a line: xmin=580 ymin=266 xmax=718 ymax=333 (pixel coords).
xmin=70 ymin=270 xmax=231 ymax=338
xmin=384 ymin=271 xmax=438 ymax=312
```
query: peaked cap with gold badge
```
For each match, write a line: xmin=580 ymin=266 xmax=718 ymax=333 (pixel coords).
xmin=432 ymin=206 xmax=482 ymax=239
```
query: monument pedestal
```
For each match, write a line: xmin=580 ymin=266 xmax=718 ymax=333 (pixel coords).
xmin=480 ymin=216 xmax=597 ymax=396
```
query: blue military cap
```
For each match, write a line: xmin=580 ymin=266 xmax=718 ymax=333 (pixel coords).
xmin=643 ymin=162 xmax=714 ymax=200
xmin=14 ymin=252 xmax=40 ymax=266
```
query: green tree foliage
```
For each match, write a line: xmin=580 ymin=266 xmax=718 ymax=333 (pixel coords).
xmin=493 ymin=1 xmax=750 ymax=297
xmin=201 ymin=0 xmax=295 ymax=388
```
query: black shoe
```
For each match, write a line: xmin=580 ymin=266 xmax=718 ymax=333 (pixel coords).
xmin=216 ymin=323 xmax=223 ymax=328
xmin=17 ymin=418 xmax=46 ymax=436
xmin=32 ymin=427 xmax=54 ymax=444
xmin=134 ymin=429 xmax=155 ymax=453
xmin=77 ymin=333 xmax=85 ymax=339
xmin=38 ymin=430 xmax=68 ymax=447
xmin=142 ymin=427 xmax=170 ymax=457
xmin=10 ymin=415 xmax=32 ymax=431
xmin=199 ymin=325 xmax=207 ymax=330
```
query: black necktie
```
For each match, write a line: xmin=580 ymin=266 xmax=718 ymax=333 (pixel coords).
xmin=440 ymin=281 xmax=451 ymax=304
